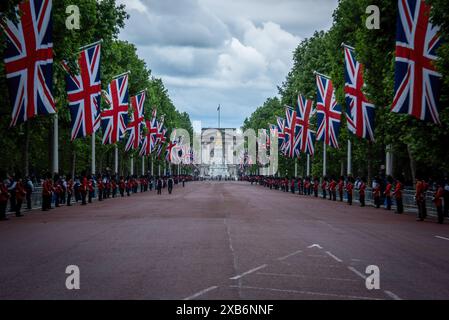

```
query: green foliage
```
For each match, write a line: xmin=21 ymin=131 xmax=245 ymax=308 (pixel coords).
xmin=0 ymin=0 xmax=192 ymax=178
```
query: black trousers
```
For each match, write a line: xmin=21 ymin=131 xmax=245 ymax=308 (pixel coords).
xmin=67 ymin=193 xmax=72 ymax=206
xmin=9 ymin=194 xmax=16 ymax=212
xmin=385 ymin=196 xmax=392 ymax=210
xmin=168 ymin=186 xmax=173 ymax=194
xmin=157 ymin=188 xmax=162 ymax=195
xmin=360 ymin=194 xmax=365 ymax=207
xmin=15 ymin=200 xmax=23 ymax=216
xmin=374 ymin=196 xmax=381 ymax=208
xmin=332 ymin=191 xmax=337 ymax=201
xmin=348 ymin=194 xmax=352 ymax=205
xmin=81 ymin=193 xmax=87 ymax=205
xmin=98 ymin=191 xmax=103 ymax=201
xmin=322 ymin=190 xmax=326 ymax=199
xmin=339 ymin=191 xmax=343 ymax=202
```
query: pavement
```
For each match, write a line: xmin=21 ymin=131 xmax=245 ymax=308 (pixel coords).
xmin=0 ymin=181 xmax=448 ymax=300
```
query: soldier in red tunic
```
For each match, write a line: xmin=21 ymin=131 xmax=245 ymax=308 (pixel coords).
xmin=97 ymin=177 xmax=104 ymax=201
xmin=15 ymin=179 xmax=26 ymax=217
xmin=373 ymin=178 xmax=381 ymax=208
xmin=433 ymin=182 xmax=445 ymax=224
xmin=80 ymin=177 xmax=88 ymax=205
xmin=415 ymin=178 xmax=426 ymax=221
xmin=329 ymin=178 xmax=337 ymax=201
xmin=66 ymin=178 xmax=74 ymax=206
xmin=359 ymin=178 xmax=366 ymax=207
xmin=321 ymin=178 xmax=327 ymax=199
xmin=384 ymin=176 xmax=393 ymax=210
xmin=393 ymin=178 xmax=403 ymax=214
xmin=42 ymin=176 xmax=52 ymax=211
xmin=338 ymin=177 xmax=344 ymax=202
xmin=346 ymin=178 xmax=354 ymax=206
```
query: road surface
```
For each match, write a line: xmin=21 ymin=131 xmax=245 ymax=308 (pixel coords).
xmin=1 ymin=181 xmax=448 ymax=300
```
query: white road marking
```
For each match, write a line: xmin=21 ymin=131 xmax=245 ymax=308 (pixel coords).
xmin=183 ymin=286 xmax=218 ymax=300
xmin=277 ymin=250 xmax=303 ymax=261
xmin=326 ymin=251 xmax=343 ymax=263
xmin=348 ymin=266 xmax=367 ymax=280
xmin=230 ymin=285 xmax=384 ymax=300
xmin=256 ymin=272 xmax=358 ymax=282
xmin=308 ymin=244 xmax=323 ymax=249
xmin=435 ymin=236 xmax=449 ymax=241
xmin=384 ymin=290 xmax=402 ymax=300
xmin=230 ymin=264 xmax=267 ymax=280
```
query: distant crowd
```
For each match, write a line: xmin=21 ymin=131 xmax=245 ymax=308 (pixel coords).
xmin=0 ymin=174 xmax=195 ymax=221
xmin=241 ymin=175 xmax=449 ymax=224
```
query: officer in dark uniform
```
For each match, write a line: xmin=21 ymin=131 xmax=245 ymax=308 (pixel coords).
xmin=157 ymin=177 xmax=163 ymax=195
xmin=168 ymin=176 xmax=174 ymax=194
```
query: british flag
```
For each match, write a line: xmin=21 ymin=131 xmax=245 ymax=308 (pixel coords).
xmin=101 ymin=74 xmax=129 ymax=145
xmin=1 ymin=0 xmax=55 ymax=127
xmin=283 ymin=107 xmax=301 ymax=158
xmin=165 ymin=136 xmax=178 ymax=163
xmin=344 ymin=45 xmax=375 ymax=141
xmin=155 ymin=115 xmax=165 ymax=146
xmin=62 ymin=43 xmax=102 ymax=140
xmin=391 ymin=0 xmax=442 ymax=124
xmin=156 ymin=127 xmax=167 ymax=158
xmin=139 ymin=120 xmax=152 ymax=156
xmin=268 ymin=124 xmax=278 ymax=150
xmin=276 ymin=117 xmax=287 ymax=154
xmin=316 ymin=73 xmax=342 ymax=149
xmin=296 ymin=95 xmax=316 ymax=156
xmin=125 ymin=91 xmax=146 ymax=152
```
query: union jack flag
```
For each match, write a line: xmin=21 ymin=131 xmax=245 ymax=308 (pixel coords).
xmin=344 ymin=45 xmax=375 ymax=141
xmin=316 ymin=73 xmax=342 ymax=149
xmin=391 ymin=0 xmax=442 ymax=124
xmin=276 ymin=117 xmax=287 ymax=154
xmin=165 ymin=136 xmax=178 ymax=163
xmin=101 ymin=74 xmax=129 ymax=145
xmin=155 ymin=115 xmax=165 ymax=146
xmin=156 ymin=127 xmax=167 ymax=158
xmin=62 ymin=43 xmax=102 ymax=140
xmin=296 ymin=95 xmax=316 ymax=155
xmin=268 ymin=124 xmax=278 ymax=150
xmin=283 ymin=107 xmax=301 ymax=158
xmin=139 ymin=120 xmax=151 ymax=156
xmin=1 ymin=0 xmax=55 ymax=127
xmin=125 ymin=91 xmax=146 ymax=151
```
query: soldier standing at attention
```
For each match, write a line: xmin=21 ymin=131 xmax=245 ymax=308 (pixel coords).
xmin=338 ymin=177 xmax=344 ymax=202
xmin=7 ymin=176 xmax=17 ymax=213
xmin=330 ymin=178 xmax=337 ymax=201
xmin=119 ymin=177 xmax=125 ymax=197
xmin=157 ymin=177 xmax=163 ymax=195
xmin=15 ymin=179 xmax=26 ymax=217
xmin=291 ymin=178 xmax=295 ymax=194
xmin=112 ymin=179 xmax=117 ymax=198
xmin=346 ymin=178 xmax=354 ymax=206
xmin=42 ymin=176 xmax=51 ymax=211
xmin=168 ymin=176 xmax=174 ymax=194
xmin=0 ymin=178 xmax=10 ymax=221
xmin=66 ymin=178 xmax=74 ymax=206
xmin=25 ymin=176 xmax=34 ymax=210
xmin=321 ymin=178 xmax=327 ymax=199
xmin=415 ymin=178 xmax=426 ymax=221
xmin=393 ymin=178 xmax=404 ymax=214
xmin=384 ymin=177 xmax=393 ymax=210
xmin=373 ymin=178 xmax=381 ymax=208
xmin=88 ymin=178 xmax=94 ymax=203
xmin=359 ymin=178 xmax=366 ymax=207
xmin=313 ymin=177 xmax=319 ymax=197
xmin=98 ymin=177 xmax=104 ymax=201
xmin=433 ymin=182 xmax=445 ymax=224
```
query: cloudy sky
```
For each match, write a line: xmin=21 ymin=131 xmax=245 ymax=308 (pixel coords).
xmin=117 ymin=0 xmax=339 ymax=128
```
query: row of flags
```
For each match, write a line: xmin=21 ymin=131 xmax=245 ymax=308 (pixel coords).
xmin=1 ymin=0 xmax=178 ymax=161
xmin=270 ymin=0 xmax=442 ymax=160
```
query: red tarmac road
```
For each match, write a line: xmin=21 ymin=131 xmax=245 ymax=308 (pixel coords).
xmin=1 ymin=181 xmax=449 ymax=300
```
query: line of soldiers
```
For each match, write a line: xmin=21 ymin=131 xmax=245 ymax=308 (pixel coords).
xmin=1 ymin=173 xmax=193 ymax=221
xmin=243 ymin=175 xmax=448 ymax=224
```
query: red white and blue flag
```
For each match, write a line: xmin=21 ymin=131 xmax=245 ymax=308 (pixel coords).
xmin=296 ymin=95 xmax=316 ymax=156
xmin=316 ymin=73 xmax=341 ymax=149
xmin=101 ymin=74 xmax=129 ymax=145
xmin=276 ymin=117 xmax=286 ymax=154
xmin=165 ymin=134 xmax=178 ymax=163
xmin=125 ymin=91 xmax=146 ymax=151
xmin=62 ymin=43 xmax=102 ymax=140
xmin=391 ymin=0 xmax=442 ymax=124
xmin=1 ymin=0 xmax=55 ymax=127
xmin=156 ymin=127 xmax=167 ymax=158
xmin=343 ymin=45 xmax=375 ymax=141
xmin=283 ymin=107 xmax=301 ymax=158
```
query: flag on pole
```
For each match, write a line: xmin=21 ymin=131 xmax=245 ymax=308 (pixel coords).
xmin=343 ymin=45 xmax=375 ymax=141
xmin=276 ymin=117 xmax=287 ymax=155
xmin=1 ymin=0 xmax=55 ymax=127
xmin=101 ymin=73 xmax=129 ymax=145
xmin=296 ymin=95 xmax=316 ymax=156
xmin=391 ymin=0 xmax=442 ymax=124
xmin=62 ymin=42 xmax=102 ymax=140
xmin=283 ymin=107 xmax=301 ymax=159
xmin=125 ymin=91 xmax=146 ymax=151
xmin=316 ymin=73 xmax=342 ymax=149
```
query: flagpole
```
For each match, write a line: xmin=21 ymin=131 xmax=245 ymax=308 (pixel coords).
xmin=130 ymin=155 xmax=134 ymax=175
xmin=52 ymin=114 xmax=59 ymax=174
xmin=323 ymin=142 xmax=327 ymax=177
xmin=386 ymin=145 xmax=393 ymax=176
xmin=347 ymin=139 xmax=352 ymax=176
xmin=91 ymin=134 xmax=96 ymax=175
xmin=114 ymin=145 xmax=119 ymax=175
xmin=307 ymin=154 xmax=310 ymax=176
xmin=142 ymin=156 xmax=145 ymax=175
xmin=151 ymin=156 xmax=154 ymax=176
xmin=295 ymin=159 xmax=298 ymax=177
xmin=78 ymin=39 xmax=103 ymax=52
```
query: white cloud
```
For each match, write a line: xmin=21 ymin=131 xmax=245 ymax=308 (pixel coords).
xmin=117 ymin=0 xmax=339 ymax=128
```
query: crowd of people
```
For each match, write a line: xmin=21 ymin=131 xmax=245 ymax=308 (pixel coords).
xmin=0 ymin=173 xmax=194 ymax=221
xmin=242 ymin=175 xmax=449 ymax=224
